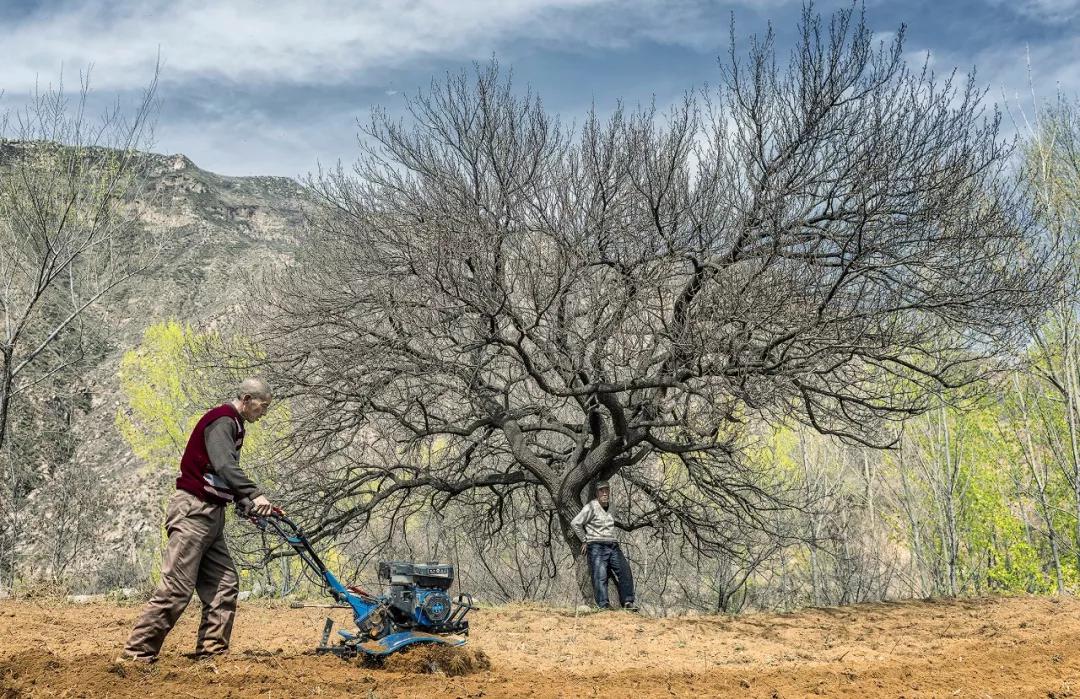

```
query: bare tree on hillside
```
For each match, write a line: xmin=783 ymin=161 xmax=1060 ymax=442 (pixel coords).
xmin=0 ymin=69 xmax=158 ymax=455
xmin=253 ymin=7 xmax=1055 ymax=574
xmin=0 ymin=69 xmax=158 ymax=588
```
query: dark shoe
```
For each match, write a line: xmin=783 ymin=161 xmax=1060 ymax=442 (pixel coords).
xmin=623 ymin=603 xmax=640 ymax=612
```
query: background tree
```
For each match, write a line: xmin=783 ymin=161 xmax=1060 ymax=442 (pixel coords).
xmin=1016 ymin=92 xmax=1080 ymax=572
xmin=0 ymin=69 xmax=158 ymax=451
xmin=253 ymin=6 xmax=1055 ymax=585
xmin=0 ymin=69 xmax=158 ymax=589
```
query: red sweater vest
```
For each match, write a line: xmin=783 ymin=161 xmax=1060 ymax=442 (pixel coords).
xmin=176 ymin=403 xmax=245 ymax=505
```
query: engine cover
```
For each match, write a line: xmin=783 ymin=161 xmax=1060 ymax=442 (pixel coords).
xmin=378 ymin=561 xmax=455 ymax=590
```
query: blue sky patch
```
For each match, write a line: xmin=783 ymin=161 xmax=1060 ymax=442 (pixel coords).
xmin=0 ymin=0 xmax=1076 ymax=177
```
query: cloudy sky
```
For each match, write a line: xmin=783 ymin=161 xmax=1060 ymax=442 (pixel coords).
xmin=1 ymin=0 xmax=1077 ymax=178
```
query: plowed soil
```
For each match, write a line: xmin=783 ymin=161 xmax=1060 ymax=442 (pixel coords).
xmin=2 ymin=596 xmax=1079 ymax=697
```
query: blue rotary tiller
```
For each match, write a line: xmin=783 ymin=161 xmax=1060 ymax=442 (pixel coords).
xmin=243 ymin=505 xmax=475 ymax=658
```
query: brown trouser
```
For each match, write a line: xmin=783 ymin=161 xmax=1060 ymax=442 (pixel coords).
xmin=124 ymin=490 xmax=239 ymax=659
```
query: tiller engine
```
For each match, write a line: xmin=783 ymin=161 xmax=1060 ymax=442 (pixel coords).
xmin=242 ymin=503 xmax=474 ymax=658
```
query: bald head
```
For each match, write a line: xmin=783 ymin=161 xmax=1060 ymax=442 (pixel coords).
xmin=233 ymin=378 xmax=273 ymax=423
xmin=237 ymin=377 xmax=272 ymax=401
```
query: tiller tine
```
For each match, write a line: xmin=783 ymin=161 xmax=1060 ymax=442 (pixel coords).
xmin=356 ymin=630 xmax=466 ymax=657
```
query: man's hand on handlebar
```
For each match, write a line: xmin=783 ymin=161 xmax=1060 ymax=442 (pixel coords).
xmin=249 ymin=494 xmax=274 ymax=516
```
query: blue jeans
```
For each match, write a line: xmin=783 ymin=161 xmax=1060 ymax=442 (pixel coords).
xmin=587 ymin=542 xmax=636 ymax=608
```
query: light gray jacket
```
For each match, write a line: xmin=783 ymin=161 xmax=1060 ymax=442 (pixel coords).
xmin=571 ymin=500 xmax=618 ymax=543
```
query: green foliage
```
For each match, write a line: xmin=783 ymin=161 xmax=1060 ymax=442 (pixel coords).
xmin=115 ymin=320 xmax=296 ymax=593
xmin=115 ymin=321 xmax=213 ymax=474
xmin=115 ymin=320 xmax=290 ymax=479
xmin=966 ymin=444 xmax=1055 ymax=594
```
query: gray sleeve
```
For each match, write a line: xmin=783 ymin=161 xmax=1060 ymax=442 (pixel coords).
xmin=204 ymin=417 xmax=264 ymax=500
xmin=570 ymin=502 xmax=592 ymax=543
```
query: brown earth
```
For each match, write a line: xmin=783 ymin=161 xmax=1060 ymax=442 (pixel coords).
xmin=1 ymin=596 xmax=1078 ymax=698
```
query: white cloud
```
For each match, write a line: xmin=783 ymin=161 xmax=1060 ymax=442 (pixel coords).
xmin=903 ymin=35 xmax=1080 ymax=149
xmin=0 ymin=0 xmax=919 ymax=96
xmin=988 ymin=0 xmax=1080 ymax=22
xmin=0 ymin=0 xmax=603 ymax=91
xmin=0 ymin=0 xmax=801 ymax=92
xmin=160 ymin=108 xmax=353 ymax=178
xmin=3 ymin=0 xmax=1072 ymax=177
xmin=938 ymin=38 xmax=1080 ymax=103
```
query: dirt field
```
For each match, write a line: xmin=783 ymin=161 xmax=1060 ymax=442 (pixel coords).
xmin=2 ymin=595 xmax=1079 ymax=698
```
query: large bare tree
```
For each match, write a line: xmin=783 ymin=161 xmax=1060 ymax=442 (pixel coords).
xmin=255 ymin=7 xmax=1054 ymax=568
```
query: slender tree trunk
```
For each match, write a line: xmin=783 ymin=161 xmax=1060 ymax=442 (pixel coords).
xmin=1011 ymin=373 xmax=1066 ymax=593
xmin=776 ymin=510 xmax=791 ymax=609
xmin=1 ymin=432 xmax=19 ymax=592
xmin=863 ymin=451 xmax=875 ymax=526
xmin=0 ymin=348 xmax=12 ymax=457
xmin=797 ymin=431 xmax=822 ymax=605
xmin=0 ymin=350 xmax=12 ymax=590
xmin=896 ymin=455 xmax=930 ymax=596
xmin=1063 ymin=337 xmax=1080 ymax=574
xmin=938 ymin=406 xmax=960 ymax=597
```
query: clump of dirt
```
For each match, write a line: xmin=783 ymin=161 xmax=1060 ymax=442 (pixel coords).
xmin=104 ymin=657 xmax=156 ymax=679
xmin=1 ymin=649 xmax=124 ymax=698
xmin=382 ymin=644 xmax=492 ymax=676
xmin=0 ymin=649 xmax=60 ymax=683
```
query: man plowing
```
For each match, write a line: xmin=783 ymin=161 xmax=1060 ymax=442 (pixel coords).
xmin=121 ymin=378 xmax=276 ymax=662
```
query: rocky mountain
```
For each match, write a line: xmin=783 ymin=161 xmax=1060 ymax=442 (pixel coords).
xmin=116 ymin=152 xmax=307 ymax=326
